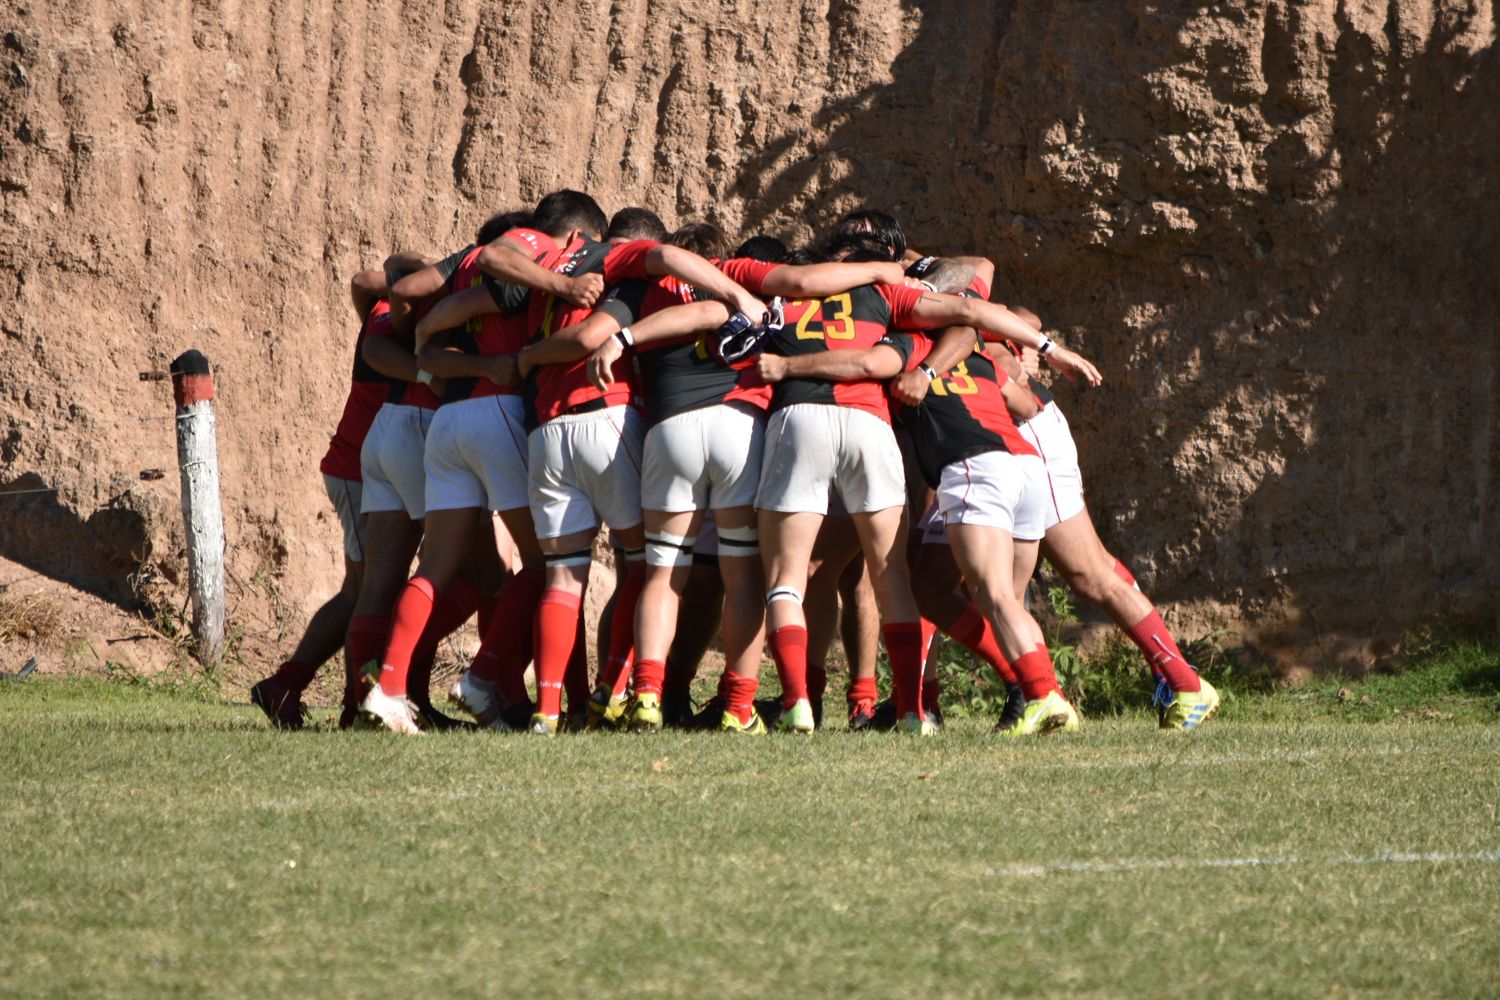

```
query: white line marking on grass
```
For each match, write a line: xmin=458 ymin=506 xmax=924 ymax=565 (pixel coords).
xmin=986 ymin=849 xmax=1500 ymax=878
xmin=1018 ymin=746 xmax=1430 ymax=771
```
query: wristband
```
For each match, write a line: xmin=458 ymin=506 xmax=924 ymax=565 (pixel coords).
xmin=917 ymin=362 xmax=939 ymax=381
xmin=1036 ymin=336 xmax=1057 ymax=356
xmin=416 ymin=369 xmax=435 ymax=386
xmin=919 ymin=279 xmax=937 ymax=293
xmin=614 ymin=326 xmax=635 ymax=349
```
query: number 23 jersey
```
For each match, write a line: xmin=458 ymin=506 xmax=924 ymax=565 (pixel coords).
xmin=761 ymin=282 xmax=924 ymax=423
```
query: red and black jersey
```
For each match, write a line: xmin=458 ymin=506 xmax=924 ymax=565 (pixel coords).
xmin=429 ymin=229 xmax=560 ymax=403
xmin=762 ymin=283 xmax=925 ymax=422
xmin=525 ymin=237 xmax=660 ymax=422
xmin=381 ymin=296 xmax=443 ymax=411
xmin=622 ymin=259 xmax=777 ymax=423
xmin=982 ymin=336 xmax=1056 ymax=410
xmin=320 ymin=300 xmax=397 ymax=481
xmin=886 ymin=333 xmax=1039 ymax=487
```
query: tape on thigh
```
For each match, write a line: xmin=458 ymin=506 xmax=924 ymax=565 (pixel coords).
xmin=716 ymin=524 xmax=759 ymax=557
xmin=545 ymin=548 xmax=593 ymax=569
xmin=644 ymin=532 xmax=693 ymax=568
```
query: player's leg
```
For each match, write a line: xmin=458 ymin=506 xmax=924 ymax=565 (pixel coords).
xmin=848 ymin=504 xmax=929 ymax=732
xmin=793 ymin=513 xmax=859 ymax=728
xmin=662 ymin=519 xmax=724 ymax=727
xmin=376 ymin=506 xmax=480 ymax=700
xmin=757 ymin=508 xmax=823 ymax=731
xmin=350 ymin=510 xmax=423 ymax=731
xmin=451 ymin=503 xmax=543 ymax=728
xmin=522 ymin=417 xmax=602 ymax=735
xmin=836 ymin=409 xmax=927 ymax=733
xmin=1042 ymin=508 xmax=1201 ymax=696
xmin=944 ymin=451 xmax=1079 ymax=736
xmin=836 ymin=553 xmax=880 ymax=727
xmin=912 ymin=532 xmax=1024 ymax=728
xmin=713 ymin=503 xmax=766 ymax=732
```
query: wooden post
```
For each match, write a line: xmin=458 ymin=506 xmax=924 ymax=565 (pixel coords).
xmin=170 ymin=350 xmax=226 ymax=664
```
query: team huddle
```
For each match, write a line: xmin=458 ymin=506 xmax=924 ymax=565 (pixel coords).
xmin=249 ymin=189 xmax=1220 ymax=737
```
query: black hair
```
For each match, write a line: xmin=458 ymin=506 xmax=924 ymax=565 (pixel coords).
xmin=840 ymin=247 xmax=893 ymax=264
xmin=476 ymin=209 xmax=535 ymax=245
xmin=667 ymin=222 xmax=727 ymax=259
xmin=818 ymin=232 xmax=891 ymax=263
xmin=830 ymin=208 xmax=906 ymax=261
xmin=732 ymin=235 xmax=789 ymax=263
xmin=607 ymin=206 xmax=667 ymax=242
xmin=783 ymin=247 xmax=817 ymax=266
xmin=531 ymin=189 xmax=608 ymax=240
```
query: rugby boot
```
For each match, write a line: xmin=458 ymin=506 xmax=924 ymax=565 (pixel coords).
xmin=587 ymin=686 xmax=630 ymax=730
xmin=448 ymin=671 xmax=506 ymax=728
xmin=897 ymin=712 xmax=938 ymax=736
xmin=686 ymin=695 xmax=728 ymax=731
xmin=998 ymin=690 xmax=1081 ymax=738
xmin=359 ymin=684 xmax=423 ymax=735
xmin=993 ymin=682 xmax=1026 ymax=733
xmin=1158 ymin=677 xmax=1220 ymax=731
xmin=527 ymin=713 xmax=560 ymax=737
xmin=250 ymin=675 xmax=305 ymax=731
xmin=774 ymin=698 xmax=816 ymax=734
xmin=719 ymin=709 xmax=767 ymax=735
xmin=628 ymin=693 xmax=664 ymax=733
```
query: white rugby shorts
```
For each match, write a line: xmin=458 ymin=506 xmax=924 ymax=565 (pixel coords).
xmin=641 ymin=403 xmax=764 ymax=513
xmin=321 ymin=474 xmax=366 ymax=562
xmin=424 ymin=395 xmax=531 ymax=513
xmin=755 ymin=403 xmax=906 ymax=515
xmin=528 ymin=405 xmax=645 ymax=539
xmin=937 ymin=449 xmax=1049 ymax=541
xmin=916 ymin=498 xmax=948 ymax=546
xmin=1018 ymin=403 xmax=1085 ymax=530
xmin=360 ymin=403 xmax=433 ymax=519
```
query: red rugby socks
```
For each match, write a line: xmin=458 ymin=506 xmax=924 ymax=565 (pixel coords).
xmin=883 ymin=621 xmax=925 ymax=719
xmin=724 ymin=672 xmax=759 ymax=726
xmin=1125 ymin=608 xmax=1200 ymax=692
xmin=946 ymin=603 xmax=1018 ymax=684
xmin=768 ymin=625 xmax=809 ymax=708
xmin=469 ymin=566 xmax=544 ymax=697
xmin=1012 ymin=645 xmax=1062 ymax=701
xmin=533 ymin=590 xmax=582 ymax=718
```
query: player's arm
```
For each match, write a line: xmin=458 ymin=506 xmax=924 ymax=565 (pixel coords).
xmin=889 ymin=325 xmax=980 ymax=405
xmin=383 ymin=252 xmax=437 ymax=274
xmin=412 ymin=284 xmax=504 ymax=350
xmin=755 ymin=344 xmax=906 ymax=384
xmin=755 ymin=261 xmax=906 ymax=298
xmin=349 ymin=269 xmax=389 ymax=319
xmin=1001 ymin=374 xmax=1040 ymax=423
xmin=908 ymin=292 xmax=1101 ymax=385
xmin=362 ymin=333 xmax=443 ymax=396
xmin=416 ymin=333 xmax=518 ymax=389
xmin=476 ymin=243 xmax=603 ymax=309
xmin=644 ymin=246 xmax=765 ymax=320
xmin=587 ymin=300 xmax=733 ymax=389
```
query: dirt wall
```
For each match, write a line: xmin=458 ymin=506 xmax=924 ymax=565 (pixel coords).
xmin=2 ymin=0 xmax=1496 ymax=670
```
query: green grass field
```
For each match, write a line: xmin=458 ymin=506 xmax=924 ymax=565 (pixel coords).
xmin=3 ymin=657 xmax=1498 ymax=998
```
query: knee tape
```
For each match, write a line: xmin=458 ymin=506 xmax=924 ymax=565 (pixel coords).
xmin=645 ymin=532 xmax=694 ymax=568
xmin=620 ymin=545 xmax=646 ymax=564
xmin=766 ymin=586 xmax=803 ymax=608
xmin=717 ymin=524 xmax=759 ymax=557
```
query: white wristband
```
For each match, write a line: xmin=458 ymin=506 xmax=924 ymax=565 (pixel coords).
xmin=416 ymin=369 xmax=435 ymax=386
xmin=1036 ymin=336 xmax=1056 ymax=356
xmin=614 ymin=326 xmax=635 ymax=349
xmin=917 ymin=363 xmax=939 ymax=381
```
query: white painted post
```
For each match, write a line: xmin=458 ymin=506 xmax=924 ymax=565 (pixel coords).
xmin=170 ymin=349 xmax=226 ymax=664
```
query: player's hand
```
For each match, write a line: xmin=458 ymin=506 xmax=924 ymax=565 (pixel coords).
xmin=563 ymin=273 xmax=605 ymax=309
xmin=891 ymin=369 xmax=932 ymax=406
xmin=755 ymin=353 xmax=789 ymax=383
xmin=731 ymin=291 xmax=768 ymax=326
xmin=486 ymin=353 xmax=520 ymax=387
xmin=1045 ymin=346 xmax=1102 ymax=386
xmin=901 ymin=276 xmax=930 ymax=291
xmin=1020 ymin=346 xmax=1042 ymax=380
xmin=517 ymin=348 xmax=536 ymax=379
xmin=588 ymin=338 xmax=624 ymax=390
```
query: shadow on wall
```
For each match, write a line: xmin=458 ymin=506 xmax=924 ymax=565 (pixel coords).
xmin=0 ymin=473 xmax=160 ymax=609
xmin=726 ymin=1 xmax=1498 ymax=662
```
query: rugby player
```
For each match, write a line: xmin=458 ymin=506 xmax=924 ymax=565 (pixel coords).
xmin=749 ymin=239 xmax=1100 ymax=734
xmin=573 ymin=226 xmax=913 ymax=732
